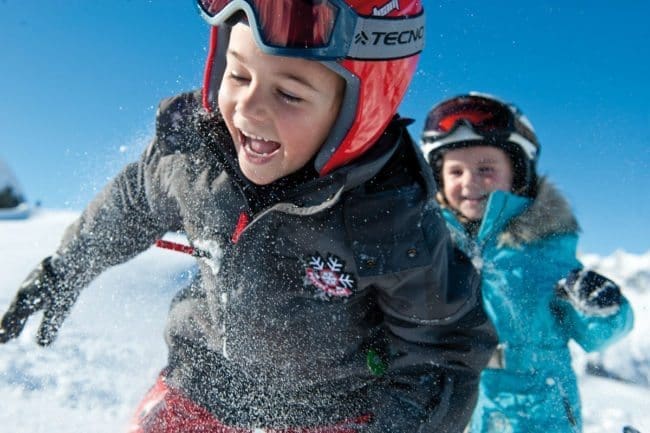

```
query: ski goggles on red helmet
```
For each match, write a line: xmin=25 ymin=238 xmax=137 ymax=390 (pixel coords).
xmin=421 ymin=94 xmax=539 ymax=160
xmin=196 ymin=0 xmax=425 ymax=60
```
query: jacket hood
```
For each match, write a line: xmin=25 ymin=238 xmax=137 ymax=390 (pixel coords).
xmin=498 ymin=177 xmax=580 ymax=248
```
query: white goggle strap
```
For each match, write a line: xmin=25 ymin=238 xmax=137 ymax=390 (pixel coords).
xmin=348 ymin=13 xmax=425 ymax=60
xmin=420 ymin=125 xmax=538 ymax=161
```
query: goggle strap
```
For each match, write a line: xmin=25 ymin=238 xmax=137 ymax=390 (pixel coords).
xmin=421 ymin=125 xmax=485 ymax=151
xmin=200 ymin=1 xmax=425 ymax=61
xmin=506 ymin=132 xmax=538 ymax=160
xmin=348 ymin=13 xmax=425 ymax=60
xmin=421 ymin=125 xmax=538 ymax=161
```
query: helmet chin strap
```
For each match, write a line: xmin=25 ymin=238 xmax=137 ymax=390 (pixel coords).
xmin=203 ymin=26 xmax=230 ymax=112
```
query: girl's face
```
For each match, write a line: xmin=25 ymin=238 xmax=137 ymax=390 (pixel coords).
xmin=441 ymin=146 xmax=514 ymax=221
xmin=218 ymin=23 xmax=345 ymax=185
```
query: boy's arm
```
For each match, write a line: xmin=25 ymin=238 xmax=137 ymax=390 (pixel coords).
xmin=0 ymin=92 xmax=195 ymax=345
xmin=367 ymin=238 xmax=497 ymax=433
xmin=0 ymin=157 xmax=172 ymax=345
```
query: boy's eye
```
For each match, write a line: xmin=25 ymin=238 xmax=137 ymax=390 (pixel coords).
xmin=278 ymin=89 xmax=303 ymax=104
xmin=229 ymin=71 xmax=249 ymax=83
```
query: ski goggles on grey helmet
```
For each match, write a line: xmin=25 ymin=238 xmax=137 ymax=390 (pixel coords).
xmin=196 ymin=0 xmax=425 ymax=60
xmin=421 ymin=94 xmax=539 ymax=162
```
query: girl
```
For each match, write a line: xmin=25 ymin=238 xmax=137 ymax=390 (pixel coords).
xmin=421 ymin=92 xmax=634 ymax=433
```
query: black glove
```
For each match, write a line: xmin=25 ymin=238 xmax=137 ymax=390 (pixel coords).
xmin=555 ymin=268 xmax=622 ymax=317
xmin=0 ymin=256 xmax=78 ymax=346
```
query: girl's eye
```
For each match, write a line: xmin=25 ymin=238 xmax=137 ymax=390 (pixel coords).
xmin=479 ymin=166 xmax=494 ymax=175
xmin=278 ymin=89 xmax=302 ymax=104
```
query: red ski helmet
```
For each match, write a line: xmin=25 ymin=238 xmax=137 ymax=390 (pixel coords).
xmin=197 ymin=0 xmax=425 ymax=175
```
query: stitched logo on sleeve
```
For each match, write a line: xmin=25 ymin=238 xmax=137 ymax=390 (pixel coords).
xmin=305 ymin=254 xmax=356 ymax=298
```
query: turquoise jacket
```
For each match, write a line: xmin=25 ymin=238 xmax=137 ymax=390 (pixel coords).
xmin=440 ymin=181 xmax=634 ymax=433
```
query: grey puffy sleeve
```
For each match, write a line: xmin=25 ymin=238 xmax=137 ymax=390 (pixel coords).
xmin=50 ymin=92 xmax=202 ymax=289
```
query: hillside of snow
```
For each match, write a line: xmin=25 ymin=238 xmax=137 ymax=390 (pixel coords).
xmin=0 ymin=210 xmax=648 ymax=432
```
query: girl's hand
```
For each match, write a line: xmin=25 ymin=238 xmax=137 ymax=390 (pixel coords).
xmin=555 ymin=269 xmax=622 ymax=317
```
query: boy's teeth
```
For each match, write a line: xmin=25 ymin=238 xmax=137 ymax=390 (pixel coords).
xmin=242 ymin=131 xmax=280 ymax=155
xmin=243 ymin=131 xmax=268 ymax=141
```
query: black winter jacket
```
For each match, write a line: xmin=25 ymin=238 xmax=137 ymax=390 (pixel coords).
xmin=51 ymin=91 xmax=496 ymax=432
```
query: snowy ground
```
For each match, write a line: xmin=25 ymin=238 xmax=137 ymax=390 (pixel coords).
xmin=0 ymin=210 xmax=648 ymax=433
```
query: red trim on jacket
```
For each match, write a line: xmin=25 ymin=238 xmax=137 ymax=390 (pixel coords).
xmin=231 ymin=212 xmax=250 ymax=244
xmin=128 ymin=371 xmax=371 ymax=433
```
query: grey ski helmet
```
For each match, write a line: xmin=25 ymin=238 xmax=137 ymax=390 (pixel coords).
xmin=421 ymin=92 xmax=540 ymax=197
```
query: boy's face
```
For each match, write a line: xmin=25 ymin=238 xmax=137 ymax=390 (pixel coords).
xmin=441 ymin=145 xmax=514 ymax=221
xmin=218 ymin=23 xmax=345 ymax=185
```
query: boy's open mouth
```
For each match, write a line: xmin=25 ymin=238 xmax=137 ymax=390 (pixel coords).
xmin=239 ymin=129 xmax=281 ymax=160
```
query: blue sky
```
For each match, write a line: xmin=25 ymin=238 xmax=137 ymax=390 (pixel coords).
xmin=1 ymin=1 xmax=648 ymax=255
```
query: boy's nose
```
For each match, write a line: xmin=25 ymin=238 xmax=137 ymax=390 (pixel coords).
xmin=237 ymin=85 xmax=268 ymax=122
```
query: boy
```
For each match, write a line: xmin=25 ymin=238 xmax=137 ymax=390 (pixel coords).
xmin=421 ymin=92 xmax=634 ymax=432
xmin=0 ymin=2 xmax=496 ymax=433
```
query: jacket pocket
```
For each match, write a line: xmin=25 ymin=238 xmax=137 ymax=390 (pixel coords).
xmin=344 ymin=185 xmax=432 ymax=277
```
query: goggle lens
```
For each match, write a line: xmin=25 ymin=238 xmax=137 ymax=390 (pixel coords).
xmin=198 ymin=0 xmax=337 ymax=49
xmin=198 ymin=0 xmax=229 ymax=16
xmin=426 ymin=96 xmax=514 ymax=135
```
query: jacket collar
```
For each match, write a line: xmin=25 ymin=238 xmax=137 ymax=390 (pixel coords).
xmin=496 ymin=177 xmax=580 ymax=247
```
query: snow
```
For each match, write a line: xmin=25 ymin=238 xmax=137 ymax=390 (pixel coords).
xmin=0 ymin=210 xmax=648 ymax=432
xmin=0 ymin=203 xmax=31 ymax=220
xmin=0 ymin=210 xmax=195 ymax=432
